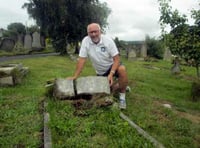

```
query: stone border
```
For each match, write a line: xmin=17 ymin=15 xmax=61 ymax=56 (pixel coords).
xmin=120 ymin=112 xmax=165 ymax=148
xmin=44 ymin=102 xmax=52 ymax=148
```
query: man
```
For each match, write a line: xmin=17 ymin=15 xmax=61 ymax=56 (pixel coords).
xmin=67 ymin=23 xmax=128 ymax=109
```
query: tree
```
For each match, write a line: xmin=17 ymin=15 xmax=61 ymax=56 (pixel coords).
xmin=3 ymin=22 xmax=26 ymax=41
xmin=158 ymin=0 xmax=200 ymax=77
xmin=145 ymin=35 xmax=164 ymax=59
xmin=23 ymin=0 xmax=111 ymax=54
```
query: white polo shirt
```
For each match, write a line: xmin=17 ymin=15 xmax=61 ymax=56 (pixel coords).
xmin=79 ymin=35 xmax=119 ymax=75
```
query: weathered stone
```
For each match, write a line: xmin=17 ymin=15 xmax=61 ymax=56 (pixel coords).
xmin=0 ymin=76 xmax=14 ymax=86
xmin=140 ymin=43 xmax=147 ymax=58
xmin=0 ymin=63 xmax=29 ymax=86
xmin=32 ymin=31 xmax=42 ymax=50
xmin=53 ymin=79 xmax=75 ymax=99
xmin=24 ymin=34 xmax=32 ymax=49
xmin=128 ymin=49 xmax=137 ymax=60
xmin=0 ymin=38 xmax=15 ymax=51
xmin=163 ymin=47 xmax=172 ymax=61
xmin=171 ymin=58 xmax=180 ymax=74
xmin=76 ymin=76 xmax=110 ymax=95
xmin=0 ymin=67 xmax=16 ymax=76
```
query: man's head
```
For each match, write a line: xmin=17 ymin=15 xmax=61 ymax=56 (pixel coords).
xmin=87 ymin=23 xmax=101 ymax=44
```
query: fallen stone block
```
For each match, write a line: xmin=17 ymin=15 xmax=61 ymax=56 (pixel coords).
xmin=53 ymin=78 xmax=75 ymax=99
xmin=0 ymin=63 xmax=29 ymax=86
xmin=76 ymin=76 xmax=110 ymax=95
xmin=0 ymin=76 xmax=14 ymax=86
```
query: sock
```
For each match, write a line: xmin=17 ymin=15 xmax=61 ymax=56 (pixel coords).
xmin=119 ymin=93 xmax=126 ymax=101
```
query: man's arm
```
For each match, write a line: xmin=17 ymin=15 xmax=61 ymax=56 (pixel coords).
xmin=67 ymin=57 xmax=86 ymax=80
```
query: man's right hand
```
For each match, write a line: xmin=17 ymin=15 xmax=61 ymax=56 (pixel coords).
xmin=66 ymin=76 xmax=77 ymax=80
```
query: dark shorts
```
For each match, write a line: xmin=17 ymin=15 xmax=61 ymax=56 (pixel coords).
xmin=97 ymin=62 xmax=123 ymax=77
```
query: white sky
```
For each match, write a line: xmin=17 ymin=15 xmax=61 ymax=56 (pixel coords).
xmin=0 ymin=0 xmax=199 ymax=41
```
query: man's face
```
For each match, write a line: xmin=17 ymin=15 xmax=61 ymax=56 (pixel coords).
xmin=87 ymin=24 xmax=101 ymax=44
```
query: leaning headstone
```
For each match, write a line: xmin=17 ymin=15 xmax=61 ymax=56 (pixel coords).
xmin=32 ymin=31 xmax=42 ymax=50
xmin=76 ymin=76 xmax=110 ymax=95
xmin=53 ymin=79 xmax=75 ymax=99
xmin=24 ymin=34 xmax=32 ymax=49
xmin=0 ymin=38 xmax=15 ymax=52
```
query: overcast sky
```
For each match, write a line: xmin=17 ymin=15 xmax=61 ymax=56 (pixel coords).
xmin=0 ymin=0 xmax=199 ymax=41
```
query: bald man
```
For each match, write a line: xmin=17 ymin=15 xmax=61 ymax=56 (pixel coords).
xmin=68 ymin=23 xmax=128 ymax=109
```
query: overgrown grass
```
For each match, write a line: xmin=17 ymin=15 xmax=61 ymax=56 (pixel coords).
xmin=0 ymin=55 xmax=199 ymax=147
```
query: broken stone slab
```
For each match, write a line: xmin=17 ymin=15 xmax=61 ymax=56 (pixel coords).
xmin=76 ymin=76 xmax=110 ymax=95
xmin=0 ymin=67 xmax=16 ymax=76
xmin=0 ymin=76 xmax=14 ymax=86
xmin=53 ymin=78 xmax=75 ymax=99
xmin=0 ymin=63 xmax=29 ymax=86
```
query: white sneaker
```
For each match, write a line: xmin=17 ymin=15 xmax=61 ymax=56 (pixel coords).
xmin=119 ymin=99 xmax=126 ymax=109
xmin=126 ymin=86 xmax=131 ymax=92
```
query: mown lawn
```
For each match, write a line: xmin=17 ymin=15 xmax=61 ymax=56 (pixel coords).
xmin=0 ymin=55 xmax=199 ymax=148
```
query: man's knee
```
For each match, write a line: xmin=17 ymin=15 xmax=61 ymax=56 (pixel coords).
xmin=117 ymin=65 xmax=126 ymax=74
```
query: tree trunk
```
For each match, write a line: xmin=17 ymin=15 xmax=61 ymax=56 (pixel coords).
xmin=74 ymin=42 xmax=79 ymax=54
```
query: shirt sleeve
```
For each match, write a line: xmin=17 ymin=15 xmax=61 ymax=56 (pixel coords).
xmin=79 ymin=37 xmax=88 ymax=58
xmin=108 ymin=37 xmax=119 ymax=57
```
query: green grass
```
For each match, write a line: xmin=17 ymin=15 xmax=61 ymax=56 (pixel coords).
xmin=0 ymin=55 xmax=199 ymax=147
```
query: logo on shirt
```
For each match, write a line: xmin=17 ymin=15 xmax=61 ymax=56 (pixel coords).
xmin=101 ymin=47 xmax=106 ymax=52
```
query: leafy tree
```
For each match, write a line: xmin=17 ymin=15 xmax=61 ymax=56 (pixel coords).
xmin=145 ymin=35 xmax=164 ymax=59
xmin=158 ymin=0 xmax=200 ymax=77
xmin=23 ymin=0 xmax=111 ymax=54
xmin=3 ymin=22 xmax=26 ymax=41
xmin=26 ymin=25 xmax=40 ymax=34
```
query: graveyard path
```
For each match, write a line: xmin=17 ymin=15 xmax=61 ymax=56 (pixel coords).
xmin=0 ymin=52 xmax=60 ymax=62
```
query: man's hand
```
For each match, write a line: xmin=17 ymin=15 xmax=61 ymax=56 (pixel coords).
xmin=66 ymin=76 xmax=77 ymax=80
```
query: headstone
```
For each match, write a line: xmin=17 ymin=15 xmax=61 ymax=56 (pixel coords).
xmin=127 ymin=49 xmax=137 ymax=60
xmin=76 ymin=76 xmax=110 ymax=95
xmin=0 ymin=38 xmax=15 ymax=52
xmin=140 ymin=43 xmax=147 ymax=58
xmin=32 ymin=31 xmax=42 ymax=49
xmin=24 ymin=34 xmax=32 ymax=49
xmin=163 ymin=48 xmax=172 ymax=61
xmin=171 ymin=57 xmax=180 ymax=74
xmin=53 ymin=79 xmax=75 ymax=99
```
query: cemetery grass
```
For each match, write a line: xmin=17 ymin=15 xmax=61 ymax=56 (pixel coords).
xmin=0 ymin=47 xmax=55 ymax=57
xmin=0 ymin=55 xmax=199 ymax=147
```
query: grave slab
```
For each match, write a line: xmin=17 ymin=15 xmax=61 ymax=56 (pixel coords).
xmin=76 ymin=76 xmax=110 ymax=95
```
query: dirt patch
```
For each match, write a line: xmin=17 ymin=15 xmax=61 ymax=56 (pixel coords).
xmin=153 ymin=100 xmax=200 ymax=124
xmin=174 ymin=110 xmax=200 ymax=124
